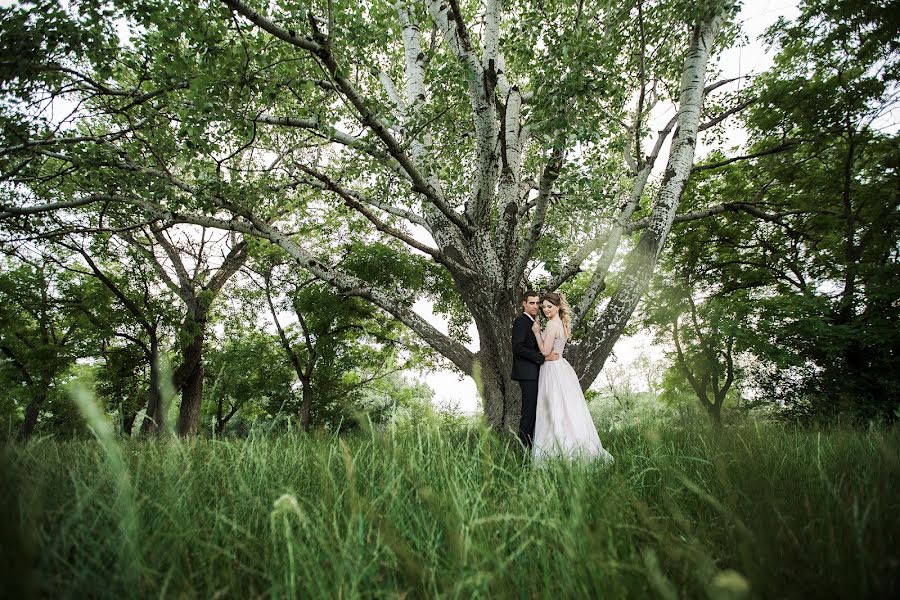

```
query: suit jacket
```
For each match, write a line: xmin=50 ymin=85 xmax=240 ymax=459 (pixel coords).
xmin=511 ymin=313 xmax=545 ymax=380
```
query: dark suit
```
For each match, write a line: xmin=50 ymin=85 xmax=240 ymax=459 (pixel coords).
xmin=511 ymin=313 xmax=545 ymax=447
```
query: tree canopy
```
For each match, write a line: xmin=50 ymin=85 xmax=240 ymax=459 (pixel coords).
xmin=1 ymin=0 xmax=896 ymax=432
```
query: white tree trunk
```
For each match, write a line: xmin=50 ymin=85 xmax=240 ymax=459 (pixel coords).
xmin=572 ymin=13 xmax=724 ymax=388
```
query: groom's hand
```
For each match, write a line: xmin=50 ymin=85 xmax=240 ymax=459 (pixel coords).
xmin=546 ymin=351 xmax=560 ymax=361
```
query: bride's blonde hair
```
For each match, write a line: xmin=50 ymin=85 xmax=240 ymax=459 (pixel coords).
xmin=541 ymin=292 xmax=572 ymax=339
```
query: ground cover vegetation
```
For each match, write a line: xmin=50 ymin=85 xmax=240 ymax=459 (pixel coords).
xmin=2 ymin=416 xmax=898 ymax=598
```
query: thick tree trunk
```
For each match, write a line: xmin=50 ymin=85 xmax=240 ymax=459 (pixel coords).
xmin=216 ymin=396 xmax=243 ymax=435
xmin=215 ymin=392 xmax=226 ymax=435
xmin=122 ymin=411 xmax=137 ymax=436
xmin=468 ymin=291 xmax=520 ymax=433
xmin=215 ymin=408 xmax=226 ymax=436
xmin=175 ymin=311 xmax=208 ymax=437
xmin=18 ymin=389 xmax=48 ymax=441
xmin=706 ymin=401 xmax=722 ymax=426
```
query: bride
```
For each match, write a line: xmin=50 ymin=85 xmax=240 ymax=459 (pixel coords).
xmin=531 ymin=293 xmax=614 ymax=463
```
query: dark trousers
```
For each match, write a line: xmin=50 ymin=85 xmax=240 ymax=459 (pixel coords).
xmin=517 ymin=379 xmax=539 ymax=447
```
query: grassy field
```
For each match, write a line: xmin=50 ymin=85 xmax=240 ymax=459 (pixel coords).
xmin=2 ymin=413 xmax=898 ymax=599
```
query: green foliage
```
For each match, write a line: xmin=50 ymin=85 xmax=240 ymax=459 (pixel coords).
xmin=95 ymin=344 xmax=150 ymax=427
xmin=288 ymin=283 xmax=423 ymax=431
xmin=2 ymin=419 xmax=897 ymax=597
xmin=0 ymin=255 xmax=97 ymax=438
xmin=357 ymin=372 xmax=436 ymax=428
xmin=201 ymin=326 xmax=296 ymax=433
xmin=654 ymin=0 xmax=900 ymax=423
xmin=213 ymin=246 xmax=434 ymax=434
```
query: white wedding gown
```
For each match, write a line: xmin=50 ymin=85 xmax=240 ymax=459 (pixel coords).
xmin=533 ymin=330 xmax=614 ymax=463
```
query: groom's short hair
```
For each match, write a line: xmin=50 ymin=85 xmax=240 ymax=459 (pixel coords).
xmin=521 ymin=290 xmax=539 ymax=302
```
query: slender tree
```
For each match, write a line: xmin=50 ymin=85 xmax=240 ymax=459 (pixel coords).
xmin=248 ymin=249 xmax=424 ymax=429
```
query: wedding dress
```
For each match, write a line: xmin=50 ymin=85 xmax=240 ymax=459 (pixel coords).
xmin=532 ymin=326 xmax=614 ymax=463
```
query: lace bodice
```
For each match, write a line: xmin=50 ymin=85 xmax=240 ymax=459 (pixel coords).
xmin=542 ymin=321 xmax=566 ymax=358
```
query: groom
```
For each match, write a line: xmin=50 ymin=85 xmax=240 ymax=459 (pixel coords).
xmin=511 ymin=290 xmax=558 ymax=447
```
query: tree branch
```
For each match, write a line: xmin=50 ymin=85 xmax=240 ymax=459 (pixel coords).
xmin=253 ymin=113 xmax=412 ymax=182
xmin=426 ymin=0 xmax=498 ymax=225
xmin=698 ymin=97 xmax=755 ymax=131
xmin=571 ymin=12 xmax=724 ymax=389
xmin=513 ymin=145 xmax=564 ymax=284
xmin=0 ymin=194 xmax=116 ymax=219
xmin=127 ymin=196 xmax=476 ymax=374
xmin=626 ymin=202 xmax=808 ymax=232
xmin=296 ymin=165 xmax=452 ymax=265
xmin=220 ymin=0 xmax=321 ymax=52
xmin=223 ymin=0 xmax=470 ymax=234
xmin=691 ymin=140 xmax=797 ymax=172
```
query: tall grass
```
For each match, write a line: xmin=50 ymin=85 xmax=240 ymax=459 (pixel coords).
xmin=2 ymin=416 xmax=897 ymax=598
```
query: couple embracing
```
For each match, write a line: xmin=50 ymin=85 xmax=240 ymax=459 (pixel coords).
xmin=511 ymin=290 xmax=614 ymax=463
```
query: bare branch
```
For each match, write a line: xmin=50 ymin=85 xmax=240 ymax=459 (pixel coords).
xmin=118 ymin=230 xmax=187 ymax=303
xmin=296 ymin=165 xmax=446 ymax=261
xmin=698 ymin=97 xmax=755 ymax=131
xmin=0 ymin=125 xmax=145 ymax=157
xmin=221 ymin=0 xmax=321 ymax=52
xmin=691 ymin=140 xmax=797 ymax=172
xmin=704 ymin=76 xmax=744 ymax=94
xmin=253 ymin=113 xmax=411 ymax=181
xmin=513 ymin=145 xmax=564 ymax=284
xmin=626 ymin=202 xmax=809 ymax=232
xmin=0 ymin=194 xmax=116 ymax=219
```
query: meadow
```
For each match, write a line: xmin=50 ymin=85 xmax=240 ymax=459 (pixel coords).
xmin=2 ymin=414 xmax=898 ymax=599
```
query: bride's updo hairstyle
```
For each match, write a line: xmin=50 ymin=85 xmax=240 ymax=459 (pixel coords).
xmin=541 ymin=292 xmax=572 ymax=339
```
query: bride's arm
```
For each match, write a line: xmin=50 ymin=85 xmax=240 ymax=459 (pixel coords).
xmin=536 ymin=322 xmax=559 ymax=356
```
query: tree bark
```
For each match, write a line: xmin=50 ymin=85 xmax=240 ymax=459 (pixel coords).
xmin=299 ymin=377 xmax=313 ymax=430
xmin=468 ymin=294 xmax=521 ymax=432
xmin=140 ymin=336 xmax=165 ymax=436
xmin=18 ymin=389 xmax=48 ymax=441
xmin=706 ymin=401 xmax=722 ymax=425
xmin=122 ymin=411 xmax=137 ymax=436
xmin=174 ymin=310 xmax=208 ymax=437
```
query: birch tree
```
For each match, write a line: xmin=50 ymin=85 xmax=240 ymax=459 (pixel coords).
xmin=1 ymin=0 xmax=753 ymax=431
